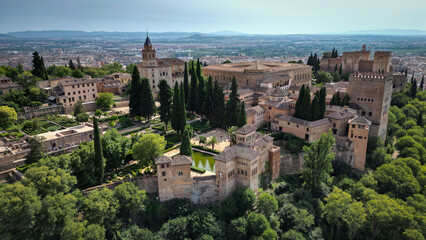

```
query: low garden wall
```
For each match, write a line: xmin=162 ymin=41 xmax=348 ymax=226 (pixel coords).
xmin=83 ymin=174 xmax=158 ymax=194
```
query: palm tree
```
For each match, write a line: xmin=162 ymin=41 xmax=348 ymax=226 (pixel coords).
xmin=199 ymin=136 xmax=207 ymax=146
xmin=207 ymin=136 xmax=218 ymax=149
xmin=227 ymin=126 xmax=238 ymax=146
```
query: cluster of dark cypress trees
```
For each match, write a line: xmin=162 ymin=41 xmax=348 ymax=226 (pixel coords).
xmin=129 ymin=67 xmax=156 ymax=121
xmin=330 ymin=91 xmax=349 ymax=106
xmin=31 ymin=51 xmax=48 ymax=80
xmin=331 ymin=47 xmax=339 ymax=58
xmin=307 ymin=53 xmax=320 ymax=72
xmin=294 ymin=85 xmax=326 ymax=121
xmin=181 ymin=59 xmax=246 ymax=128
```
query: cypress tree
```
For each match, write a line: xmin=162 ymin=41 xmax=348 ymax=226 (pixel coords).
xmin=129 ymin=67 xmax=141 ymax=117
xmin=93 ymin=117 xmax=104 ymax=184
xmin=405 ymin=68 xmax=408 ymax=76
xmin=196 ymin=58 xmax=202 ymax=80
xmin=196 ymin=74 xmax=205 ymax=115
xmin=41 ymin=56 xmax=48 ymax=80
xmin=319 ymin=87 xmax=326 ymax=118
xmin=188 ymin=61 xmax=198 ymax=113
xmin=410 ymin=79 xmax=417 ymax=99
xmin=204 ymin=76 xmax=214 ymax=120
xmin=140 ymin=78 xmax=156 ymax=121
xmin=69 ymin=59 xmax=76 ymax=70
xmin=294 ymin=85 xmax=306 ymax=118
xmin=158 ymin=79 xmax=172 ymax=131
xmin=183 ymin=62 xmax=189 ymax=104
xmin=300 ymin=86 xmax=311 ymax=120
xmin=226 ymin=77 xmax=240 ymax=127
xmin=330 ymin=93 xmax=337 ymax=106
xmin=179 ymin=82 xmax=187 ymax=133
xmin=180 ymin=126 xmax=193 ymax=157
xmin=32 ymin=51 xmax=48 ymax=80
xmin=171 ymin=83 xmax=181 ymax=132
xmin=334 ymin=64 xmax=338 ymax=72
xmin=417 ymin=111 xmax=423 ymax=127
xmin=339 ymin=64 xmax=342 ymax=75
xmin=336 ymin=91 xmax=342 ymax=106
xmin=311 ymin=92 xmax=321 ymax=121
xmin=342 ymin=94 xmax=349 ymax=106
xmin=307 ymin=53 xmax=313 ymax=66
xmin=411 ymin=72 xmax=415 ymax=83
xmin=237 ymin=101 xmax=247 ymax=127
xmin=212 ymin=80 xmax=225 ymax=126
xmin=420 ymin=75 xmax=424 ymax=91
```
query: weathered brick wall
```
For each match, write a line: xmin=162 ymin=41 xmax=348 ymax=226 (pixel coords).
xmin=191 ymin=175 xmax=217 ymax=204
xmin=280 ymin=153 xmax=304 ymax=175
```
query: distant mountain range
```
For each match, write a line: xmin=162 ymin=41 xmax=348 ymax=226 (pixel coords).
xmin=343 ymin=29 xmax=426 ymax=35
xmin=2 ymin=29 xmax=425 ymax=39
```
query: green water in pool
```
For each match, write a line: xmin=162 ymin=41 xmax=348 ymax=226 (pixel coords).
xmin=192 ymin=151 xmax=215 ymax=172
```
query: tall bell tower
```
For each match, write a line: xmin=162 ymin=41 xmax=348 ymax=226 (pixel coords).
xmin=142 ymin=31 xmax=157 ymax=67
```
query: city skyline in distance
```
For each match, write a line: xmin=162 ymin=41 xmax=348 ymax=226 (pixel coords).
xmin=1 ymin=0 xmax=425 ymax=34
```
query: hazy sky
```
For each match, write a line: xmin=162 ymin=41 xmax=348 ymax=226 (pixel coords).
xmin=1 ymin=0 xmax=425 ymax=34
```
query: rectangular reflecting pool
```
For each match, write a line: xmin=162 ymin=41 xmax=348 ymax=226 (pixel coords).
xmin=192 ymin=150 xmax=215 ymax=173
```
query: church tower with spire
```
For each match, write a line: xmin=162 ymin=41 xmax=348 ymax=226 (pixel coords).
xmin=142 ymin=32 xmax=157 ymax=67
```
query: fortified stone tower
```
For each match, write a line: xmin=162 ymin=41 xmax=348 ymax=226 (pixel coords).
xmin=234 ymin=125 xmax=257 ymax=145
xmin=348 ymin=117 xmax=371 ymax=171
xmin=155 ymin=155 xmax=193 ymax=202
xmin=347 ymin=72 xmax=393 ymax=140
xmin=372 ymin=51 xmax=391 ymax=73
xmin=142 ymin=33 xmax=157 ymax=67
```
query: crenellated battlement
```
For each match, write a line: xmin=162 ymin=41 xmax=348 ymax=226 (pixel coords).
xmin=350 ymin=71 xmax=391 ymax=79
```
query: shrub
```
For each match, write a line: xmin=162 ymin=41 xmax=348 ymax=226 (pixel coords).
xmin=285 ymin=138 xmax=306 ymax=154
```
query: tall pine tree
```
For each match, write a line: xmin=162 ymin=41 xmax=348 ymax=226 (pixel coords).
xmin=204 ymin=76 xmax=214 ymax=120
xmin=311 ymin=92 xmax=321 ymax=121
xmin=183 ymin=62 xmax=189 ymax=104
xmin=69 ymin=59 xmax=76 ymax=70
xmin=188 ymin=61 xmax=198 ymax=113
xmin=179 ymin=82 xmax=187 ymax=133
xmin=300 ymin=86 xmax=311 ymax=120
xmin=171 ymin=83 xmax=181 ymax=132
xmin=129 ymin=67 xmax=141 ymax=117
xmin=140 ymin=78 xmax=156 ymax=121
xmin=237 ymin=101 xmax=247 ymax=127
xmin=294 ymin=85 xmax=306 ymax=118
xmin=158 ymin=80 xmax=172 ymax=131
xmin=420 ymin=75 xmax=424 ymax=91
xmin=93 ymin=117 xmax=105 ymax=184
xmin=212 ymin=80 xmax=226 ymax=126
xmin=319 ymin=87 xmax=326 ymax=119
xmin=410 ymin=79 xmax=417 ymax=99
xmin=180 ymin=126 xmax=193 ymax=157
xmin=31 ymin=51 xmax=48 ymax=80
xmin=196 ymin=74 xmax=205 ymax=115
xmin=226 ymin=77 xmax=240 ymax=127
xmin=196 ymin=58 xmax=202 ymax=80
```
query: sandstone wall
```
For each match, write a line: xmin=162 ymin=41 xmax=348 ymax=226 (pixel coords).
xmin=280 ymin=153 xmax=304 ymax=175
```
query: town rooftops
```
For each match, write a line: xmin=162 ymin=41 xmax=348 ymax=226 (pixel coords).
xmin=327 ymin=108 xmax=355 ymax=120
xmin=250 ymin=133 xmax=274 ymax=148
xmin=0 ymin=76 xmax=11 ymax=81
xmin=275 ymin=114 xmax=331 ymax=127
xmin=269 ymin=87 xmax=288 ymax=97
xmin=235 ymin=124 xmax=257 ymax=135
xmin=203 ymin=62 xmax=312 ymax=73
xmin=348 ymin=116 xmax=371 ymax=126
xmin=58 ymin=77 xmax=98 ymax=87
xmin=161 ymin=58 xmax=185 ymax=66
xmin=213 ymin=144 xmax=260 ymax=163
xmin=262 ymin=99 xmax=293 ymax=110
xmin=246 ymin=105 xmax=265 ymax=116
xmin=155 ymin=155 xmax=193 ymax=165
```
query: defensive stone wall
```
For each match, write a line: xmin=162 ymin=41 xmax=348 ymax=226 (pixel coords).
xmin=83 ymin=175 xmax=158 ymax=194
xmin=191 ymin=175 xmax=218 ymax=204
